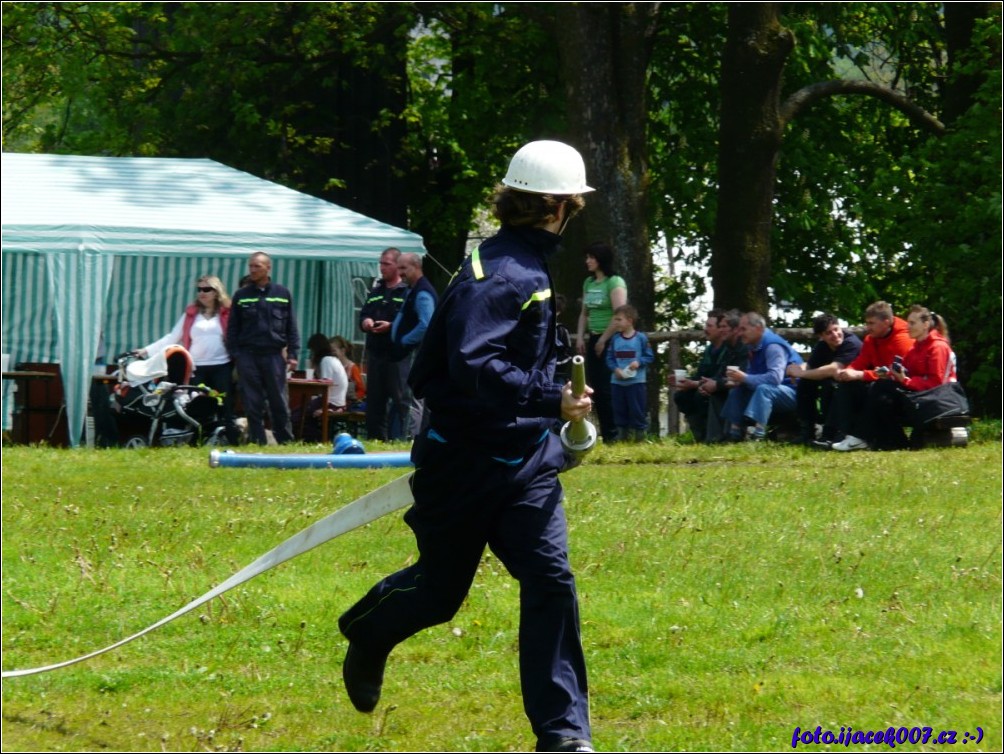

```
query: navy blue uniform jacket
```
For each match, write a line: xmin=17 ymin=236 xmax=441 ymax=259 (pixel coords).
xmin=409 ymin=225 xmax=565 ymax=457
xmin=227 ymin=281 xmax=299 ymax=356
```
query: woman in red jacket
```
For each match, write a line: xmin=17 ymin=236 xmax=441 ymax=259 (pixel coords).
xmin=872 ymin=305 xmax=957 ymax=449
xmin=893 ymin=306 xmax=957 ymax=390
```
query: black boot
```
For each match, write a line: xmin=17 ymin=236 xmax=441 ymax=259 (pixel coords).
xmin=342 ymin=643 xmax=388 ymax=713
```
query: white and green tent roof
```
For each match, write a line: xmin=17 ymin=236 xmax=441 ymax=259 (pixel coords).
xmin=2 ymin=152 xmax=426 ymax=446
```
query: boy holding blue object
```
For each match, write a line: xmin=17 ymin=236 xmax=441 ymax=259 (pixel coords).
xmin=606 ymin=305 xmax=655 ymax=442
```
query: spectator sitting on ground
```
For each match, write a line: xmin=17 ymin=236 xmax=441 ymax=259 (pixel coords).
xmin=787 ymin=313 xmax=863 ymax=446
xmin=695 ymin=309 xmax=749 ymax=441
xmin=828 ymin=301 xmax=915 ymax=452
xmin=868 ymin=305 xmax=959 ymax=451
xmin=330 ymin=335 xmax=366 ymax=407
xmin=670 ymin=308 xmax=731 ymax=442
xmin=722 ymin=312 xmax=803 ymax=441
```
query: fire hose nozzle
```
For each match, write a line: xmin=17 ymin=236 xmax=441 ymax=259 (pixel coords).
xmin=560 ymin=355 xmax=596 ymax=462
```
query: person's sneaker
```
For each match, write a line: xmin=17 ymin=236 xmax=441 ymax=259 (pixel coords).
xmin=536 ymin=736 xmax=595 ymax=752
xmin=748 ymin=427 xmax=767 ymax=442
xmin=342 ymin=642 xmax=388 ymax=713
xmin=832 ymin=435 xmax=869 ymax=452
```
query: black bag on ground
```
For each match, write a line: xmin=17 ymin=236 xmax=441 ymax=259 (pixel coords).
xmin=904 ymin=382 xmax=969 ymax=425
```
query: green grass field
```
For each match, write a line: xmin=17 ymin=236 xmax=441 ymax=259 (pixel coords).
xmin=2 ymin=437 xmax=1001 ymax=752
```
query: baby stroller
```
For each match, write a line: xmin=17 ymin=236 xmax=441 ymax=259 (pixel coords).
xmin=112 ymin=346 xmax=227 ymax=448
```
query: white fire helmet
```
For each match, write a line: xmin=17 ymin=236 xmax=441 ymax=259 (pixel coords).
xmin=501 ymin=140 xmax=594 ymax=195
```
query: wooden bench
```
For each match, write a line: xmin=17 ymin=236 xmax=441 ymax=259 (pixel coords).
xmin=325 ymin=409 xmax=366 ymax=439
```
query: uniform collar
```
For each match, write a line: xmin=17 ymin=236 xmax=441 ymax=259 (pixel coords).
xmin=497 ymin=224 xmax=563 ymax=259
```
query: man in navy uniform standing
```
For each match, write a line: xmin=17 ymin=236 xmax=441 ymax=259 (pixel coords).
xmin=227 ymin=252 xmax=299 ymax=445
xmin=338 ymin=141 xmax=597 ymax=753
xmin=359 ymin=248 xmax=409 ymax=441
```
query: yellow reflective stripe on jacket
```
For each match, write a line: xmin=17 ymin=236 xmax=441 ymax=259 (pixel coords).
xmin=238 ymin=297 xmax=290 ymax=306
xmin=469 ymin=250 xmax=549 ymax=310
xmin=521 ymin=288 xmax=551 ymax=310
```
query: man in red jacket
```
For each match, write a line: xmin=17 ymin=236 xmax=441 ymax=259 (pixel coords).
xmin=826 ymin=301 xmax=914 ymax=450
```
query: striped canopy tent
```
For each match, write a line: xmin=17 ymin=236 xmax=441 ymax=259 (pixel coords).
xmin=1 ymin=153 xmax=426 ymax=446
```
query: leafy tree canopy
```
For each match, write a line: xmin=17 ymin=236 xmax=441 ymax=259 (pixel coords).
xmin=4 ymin=1 xmax=1000 ymax=413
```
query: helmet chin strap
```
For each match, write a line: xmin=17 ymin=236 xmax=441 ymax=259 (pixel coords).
xmin=556 ymin=201 xmax=572 ymax=235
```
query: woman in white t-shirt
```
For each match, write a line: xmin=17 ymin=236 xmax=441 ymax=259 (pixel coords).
xmin=308 ymin=333 xmax=348 ymax=410
xmin=294 ymin=333 xmax=348 ymax=441
xmin=141 ymin=274 xmax=232 ymax=396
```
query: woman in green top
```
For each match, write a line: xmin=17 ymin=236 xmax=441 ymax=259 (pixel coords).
xmin=575 ymin=241 xmax=628 ymax=442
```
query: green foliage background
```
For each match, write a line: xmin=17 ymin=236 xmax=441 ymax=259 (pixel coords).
xmin=1 ymin=441 xmax=1001 ymax=751
xmin=3 ymin=2 xmax=1000 ymax=412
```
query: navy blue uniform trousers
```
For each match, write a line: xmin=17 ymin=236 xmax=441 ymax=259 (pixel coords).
xmin=364 ymin=349 xmax=410 ymax=441
xmin=235 ymin=350 xmax=293 ymax=444
xmin=339 ymin=428 xmax=590 ymax=743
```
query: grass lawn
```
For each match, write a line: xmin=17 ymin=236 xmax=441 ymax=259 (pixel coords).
xmin=2 ymin=437 xmax=1001 ymax=752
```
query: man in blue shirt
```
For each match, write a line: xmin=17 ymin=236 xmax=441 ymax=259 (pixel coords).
xmin=390 ymin=252 xmax=438 ymax=437
xmin=722 ymin=311 xmax=803 ymax=441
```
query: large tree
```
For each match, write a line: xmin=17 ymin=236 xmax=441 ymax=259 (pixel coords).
xmin=3 ymin=2 xmax=417 ymax=226
xmin=710 ymin=3 xmax=794 ymax=315
xmin=546 ymin=3 xmax=661 ymax=331
xmin=6 ymin=2 xmax=999 ymax=413
xmin=865 ymin=4 xmax=1003 ymax=413
xmin=711 ymin=2 xmax=949 ymax=314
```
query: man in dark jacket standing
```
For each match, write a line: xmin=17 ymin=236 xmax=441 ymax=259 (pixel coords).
xmin=227 ymin=252 xmax=299 ymax=445
xmin=339 ymin=141 xmax=596 ymax=753
xmin=359 ymin=248 xmax=409 ymax=441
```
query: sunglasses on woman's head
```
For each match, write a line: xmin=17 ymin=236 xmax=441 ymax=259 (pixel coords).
xmin=197 ymin=286 xmax=215 ymax=293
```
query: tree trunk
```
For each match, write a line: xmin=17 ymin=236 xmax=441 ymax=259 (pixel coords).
xmin=943 ymin=2 xmax=999 ymax=124
xmin=552 ymin=3 xmax=659 ymax=330
xmin=552 ymin=3 xmax=661 ymax=430
xmin=324 ymin=5 xmax=413 ymax=228
xmin=711 ymin=3 xmax=793 ymax=315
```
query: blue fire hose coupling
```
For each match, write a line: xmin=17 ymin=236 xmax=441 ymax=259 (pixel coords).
xmin=560 ymin=355 xmax=597 ymax=460
xmin=332 ymin=432 xmax=366 ymax=455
